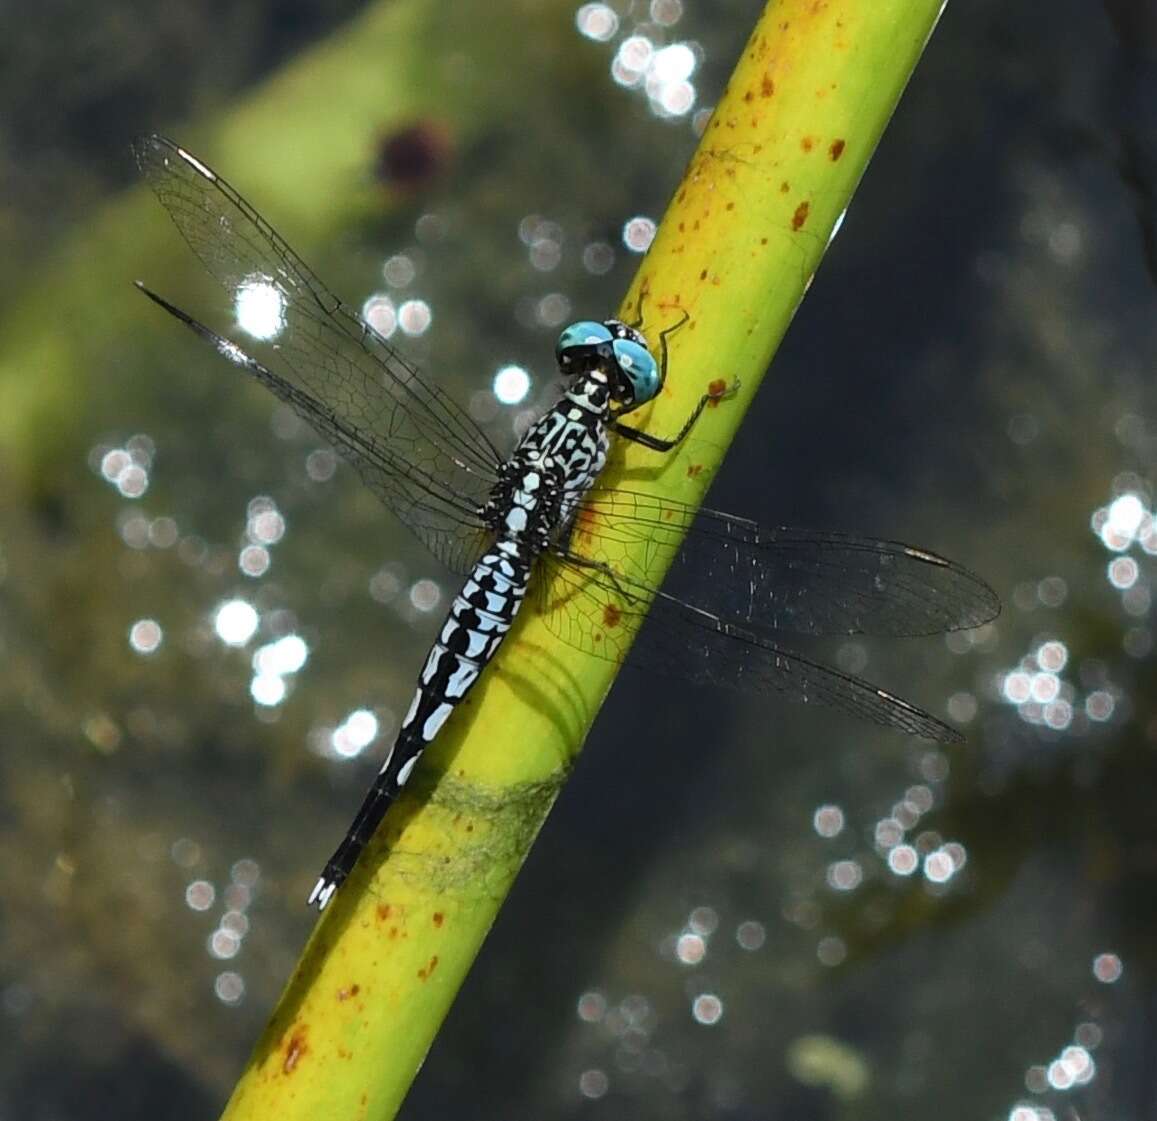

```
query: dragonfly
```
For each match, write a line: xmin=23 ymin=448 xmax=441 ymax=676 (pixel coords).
xmin=134 ymin=134 xmax=999 ymax=911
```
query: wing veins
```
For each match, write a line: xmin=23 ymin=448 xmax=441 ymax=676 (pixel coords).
xmin=571 ymin=487 xmax=1000 ymax=637
xmin=541 ymin=553 xmax=962 ymax=742
xmin=135 ymin=134 xmax=502 ymax=480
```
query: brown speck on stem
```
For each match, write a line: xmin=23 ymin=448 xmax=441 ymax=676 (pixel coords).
xmin=282 ymin=1029 xmax=308 ymax=1075
xmin=829 ymin=138 xmax=846 ymax=161
xmin=792 ymin=201 xmax=810 ymax=230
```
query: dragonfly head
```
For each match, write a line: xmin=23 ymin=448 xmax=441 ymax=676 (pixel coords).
xmin=555 ymin=319 xmax=660 ymax=407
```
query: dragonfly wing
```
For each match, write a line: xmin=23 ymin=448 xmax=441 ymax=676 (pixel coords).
xmin=570 ymin=487 xmax=1000 ymax=637
xmin=537 ymin=552 xmax=963 ymax=742
xmin=136 ymin=285 xmax=494 ymax=569
xmin=136 ymin=134 xmax=500 ymax=573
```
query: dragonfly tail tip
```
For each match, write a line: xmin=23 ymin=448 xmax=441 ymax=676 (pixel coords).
xmin=308 ymin=876 xmax=338 ymax=910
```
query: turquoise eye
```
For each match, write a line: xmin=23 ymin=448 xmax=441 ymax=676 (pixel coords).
xmin=556 ymin=320 xmax=613 ymax=364
xmin=612 ymin=338 xmax=659 ymax=404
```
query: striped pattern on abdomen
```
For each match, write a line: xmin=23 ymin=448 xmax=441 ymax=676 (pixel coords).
xmin=308 ymin=542 xmax=530 ymax=908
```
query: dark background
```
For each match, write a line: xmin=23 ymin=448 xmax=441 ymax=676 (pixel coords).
xmin=2 ymin=0 xmax=1155 ymax=1117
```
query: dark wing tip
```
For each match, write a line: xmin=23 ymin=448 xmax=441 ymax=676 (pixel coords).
xmin=901 ymin=546 xmax=1002 ymax=632
xmin=953 ymin=573 xmax=1002 ymax=631
xmin=935 ymin=723 xmax=966 ymax=746
xmin=132 ymin=281 xmax=191 ymax=324
xmin=134 ymin=133 xmax=217 ymax=184
xmin=131 ymin=133 xmax=166 ymax=172
xmin=872 ymin=686 xmax=965 ymax=744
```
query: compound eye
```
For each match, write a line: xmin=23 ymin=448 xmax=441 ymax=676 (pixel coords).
xmin=612 ymin=338 xmax=660 ymax=404
xmin=555 ymin=320 xmax=613 ymax=365
xmin=604 ymin=319 xmax=645 ymax=347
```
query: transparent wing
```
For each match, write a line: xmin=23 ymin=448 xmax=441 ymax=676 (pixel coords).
xmin=538 ymin=553 xmax=964 ymax=743
xmin=567 ymin=487 xmax=1000 ymax=637
xmin=135 ymin=134 xmax=500 ymax=573
xmin=135 ymin=284 xmax=493 ymax=566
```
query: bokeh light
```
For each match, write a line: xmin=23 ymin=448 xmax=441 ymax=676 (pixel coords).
xmin=493 ymin=365 xmax=531 ymax=405
xmin=128 ymin=618 xmax=163 ymax=654
xmin=398 ymin=299 xmax=432 ymax=336
xmin=235 ymin=277 xmax=286 ymax=340
xmin=331 ymin=709 xmax=381 ymax=758
xmin=813 ymin=804 xmax=845 ymax=838
xmin=575 ymin=2 xmax=618 ymax=41
xmin=363 ymin=294 xmax=398 ymax=339
xmin=622 ymin=216 xmax=657 ymax=252
xmin=214 ymin=599 xmax=259 ymax=646
xmin=1092 ymin=952 xmax=1123 ymax=983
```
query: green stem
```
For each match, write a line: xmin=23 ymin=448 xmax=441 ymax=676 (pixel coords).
xmin=221 ymin=1 xmax=947 ymax=1117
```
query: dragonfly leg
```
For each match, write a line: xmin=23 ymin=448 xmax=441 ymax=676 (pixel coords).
xmin=611 ymin=377 xmax=738 ymax=453
xmin=622 ymin=287 xmax=690 ymax=369
xmin=652 ymin=307 xmax=691 ymax=396
xmin=553 ymin=548 xmax=640 ymax=604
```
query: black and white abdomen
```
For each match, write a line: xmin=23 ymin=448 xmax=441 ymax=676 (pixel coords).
xmin=309 ymin=370 xmax=617 ymax=907
xmin=307 ymin=538 xmax=534 ymax=909
xmin=403 ymin=540 xmax=531 ymax=747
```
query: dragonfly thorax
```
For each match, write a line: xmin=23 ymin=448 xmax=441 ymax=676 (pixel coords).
xmin=482 ymin=377 xmax=614 ymax=553
xmin=555 ymin=318 xmax=660 ymax=407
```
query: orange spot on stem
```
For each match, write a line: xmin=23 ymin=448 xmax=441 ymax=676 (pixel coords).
xmin=282 ymin=1030 xmax=309 ymax=1075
